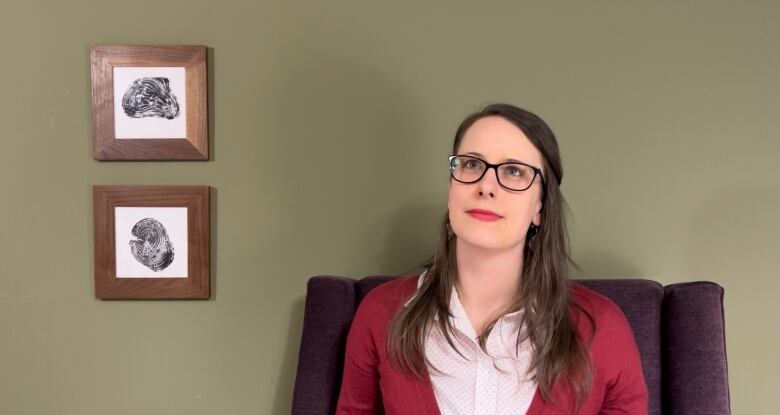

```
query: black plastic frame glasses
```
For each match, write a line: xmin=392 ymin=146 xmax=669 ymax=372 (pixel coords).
xmin=448 ymin=155 xmax=547 ymax=192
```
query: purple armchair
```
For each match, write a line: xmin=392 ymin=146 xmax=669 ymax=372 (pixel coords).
xmin=292 ymin=276 xmax=730 ymax=415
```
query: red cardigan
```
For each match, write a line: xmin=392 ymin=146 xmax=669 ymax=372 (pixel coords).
xmin=336 ymin=274 xmax=648 ymax=414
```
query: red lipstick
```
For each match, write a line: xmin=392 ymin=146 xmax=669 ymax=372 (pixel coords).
xmin=466 ymin=209 xmax=502 ymax=222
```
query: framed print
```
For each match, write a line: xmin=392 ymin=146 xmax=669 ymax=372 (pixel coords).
xmin=93 ymin=185 xmax=210 ymax=299
xmin=90 ymin=45 xmax=208 ymax=160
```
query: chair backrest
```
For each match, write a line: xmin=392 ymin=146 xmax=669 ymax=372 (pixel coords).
xmin=292 ymin=276 xmax=730 ymax=415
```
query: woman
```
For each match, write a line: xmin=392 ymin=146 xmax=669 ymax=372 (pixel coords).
xmin=336 ymin=104 xmax=648 ymax=414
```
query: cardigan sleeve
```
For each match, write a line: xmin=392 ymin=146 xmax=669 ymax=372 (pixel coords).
xmin=597 ymin=303 xmax=649 ymax=415
xmin=335 ymin=292 xmax=386 ymax=415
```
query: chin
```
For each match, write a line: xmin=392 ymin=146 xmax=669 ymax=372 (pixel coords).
xmin=456 ymin=231 xmax=516 ymax=252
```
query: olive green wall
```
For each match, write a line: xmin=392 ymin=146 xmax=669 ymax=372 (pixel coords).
xmin=1 ymin=1 xmax=777 ymax=414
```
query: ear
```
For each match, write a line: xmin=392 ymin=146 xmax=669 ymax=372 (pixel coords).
xmin=531 ymin=200 xmax=542 ymax=227
xmin=447 ymin=181 xmax=453 ymax=211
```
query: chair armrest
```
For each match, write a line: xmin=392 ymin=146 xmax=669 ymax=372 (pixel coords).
xmin=662 ymin=281 xmax=730 ymax=414
xmin=292 ymin=276 xmax=357 ymax=415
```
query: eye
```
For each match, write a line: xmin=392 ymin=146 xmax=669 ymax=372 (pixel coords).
xmin=506 ymin=166 xmax=523 ymax=176
xmin=464 ymin=159 xmax=481 ymax=169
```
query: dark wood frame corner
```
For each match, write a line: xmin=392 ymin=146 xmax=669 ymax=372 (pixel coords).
xmin=90 ymin=45 xmax=208 ymax=160
xmin=93 ymin=185 xmax=210 ymax=299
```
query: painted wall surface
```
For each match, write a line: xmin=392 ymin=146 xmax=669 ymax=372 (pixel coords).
xmin=1 ymin=1 xmax=777 ymax=413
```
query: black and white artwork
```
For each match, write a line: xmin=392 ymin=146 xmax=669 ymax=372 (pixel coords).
xmin=113 ymin=67 xmax=187 ymax=139
xmin=130 ymin=218 xmax=175 ymax=271
xmin=114 ymin=207 xmax=188 ymax=278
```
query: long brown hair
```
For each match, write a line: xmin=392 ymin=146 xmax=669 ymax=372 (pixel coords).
xmin=386 ymin=103 xmax=595 ymax=411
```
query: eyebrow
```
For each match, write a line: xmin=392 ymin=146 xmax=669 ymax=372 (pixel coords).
xmin=464 ymin=151 xmax=523 ymax=164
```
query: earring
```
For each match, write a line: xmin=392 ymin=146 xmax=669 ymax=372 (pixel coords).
xmin=447 ymin=222 xmax=455 ymax=239
xmin=527 ymin=224 xmax=539 ymax=249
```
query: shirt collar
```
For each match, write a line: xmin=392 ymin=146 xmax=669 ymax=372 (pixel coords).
xmin=404 ymin=269 xmax=524 ymax=340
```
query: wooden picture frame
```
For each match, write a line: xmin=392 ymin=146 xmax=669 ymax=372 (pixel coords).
xmin=90 ymin=45 xmax=208 ymax=160
xmin=93 ymin=185 xmax=210 ymax=299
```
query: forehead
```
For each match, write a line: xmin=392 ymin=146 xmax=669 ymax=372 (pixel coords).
xmin=457 ymin=116 xmax=543 ymax=166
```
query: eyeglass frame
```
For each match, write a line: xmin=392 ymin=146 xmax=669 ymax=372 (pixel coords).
xmin=448 ymin=154 xmax=547 ymax=192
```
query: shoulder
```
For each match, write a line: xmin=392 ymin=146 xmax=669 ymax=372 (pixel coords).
xmin=566 ymin=282 xmax=649 ymax=406
xmin=567 ymin=281 xmax=642 ymax=371
xmin=361 ymin=274 xmax=420 ymax=309
xmin=352 ymin=274 xmax=421 ymax=327
xmin=566 ymin=281 xmax=637 ymax=348
xmin=567 ymin=281 xmax=631 ymax=329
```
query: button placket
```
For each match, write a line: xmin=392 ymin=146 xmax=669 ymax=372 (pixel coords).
xmin=473 ymin=345 xmax=488 ymax=414
xmin=471 ymin=325 xmax=497 ymax=414
xmin=418 ymin=270 xmax=538 ymax=415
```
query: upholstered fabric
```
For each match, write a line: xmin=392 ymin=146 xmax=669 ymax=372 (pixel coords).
xmin=292 ymin=277 xmax=357 ymax=415
xmin=292 ymin=276 xmax=730 ymax=415
xmin=662 ymin=282 xmax=731 ymax=414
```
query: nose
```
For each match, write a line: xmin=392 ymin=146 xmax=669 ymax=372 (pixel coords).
xmin=476 ymin=166 xmax=499 ymax=198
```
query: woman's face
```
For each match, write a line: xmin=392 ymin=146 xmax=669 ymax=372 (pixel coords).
xmin=448 ymin=116 xmax=545 ymax=252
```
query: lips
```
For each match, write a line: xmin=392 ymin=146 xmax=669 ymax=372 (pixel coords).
xmin=466 ymin=209 xmax=502 ymax=222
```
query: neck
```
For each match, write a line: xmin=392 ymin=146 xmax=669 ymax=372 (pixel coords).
xmin=454 ymin=238 xmax=524 ymax=316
